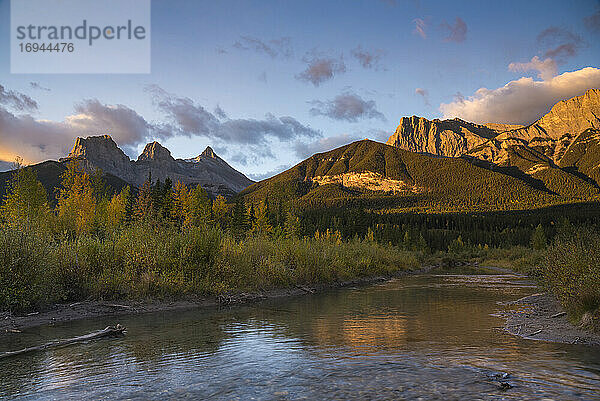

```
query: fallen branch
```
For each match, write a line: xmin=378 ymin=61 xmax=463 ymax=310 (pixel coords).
xmin=529 ymin=329 xmax=543 ymax=336
xmin=104 ymin=304 xmax=134 ymax=309
xmin=0 ymin=324 xmax=126 ymax=360
xmin=551 ymin=311 xmax=566 ymax=318
xmin=295 ymin=285 xmax=315 ymax=294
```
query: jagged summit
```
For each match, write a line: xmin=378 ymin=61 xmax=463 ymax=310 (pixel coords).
xmin=67 ymin=134 xmax=126 ymax=160
xmin=201 ymin=146 xmax=217 ymax=159
xmin=386 ymin=115 xmax=497 ymax=157
xmin=60 ymin=137 xmax=253 ymax=197
xmin=137 ymin=141 xmax=174 ymax=162
xmin=386 ymin=89 xmax=600 ymax=165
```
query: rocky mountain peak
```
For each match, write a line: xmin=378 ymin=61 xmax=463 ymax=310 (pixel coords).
xmin=137 ymin=141 xmax=174 ymax=162
xmin=67 ymin=134 xmax=126 ymax=160
xmin=201 ymin=146 xmax=217 ymax=159
xmin=386 ymin=115 xmax=497 ymax=157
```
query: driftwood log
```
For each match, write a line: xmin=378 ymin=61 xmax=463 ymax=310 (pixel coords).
xmin=0 ymin=324 xmax=126 ymax=360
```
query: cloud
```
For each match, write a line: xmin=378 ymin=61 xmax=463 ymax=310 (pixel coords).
xmin=584 ymin=10 xmax=600 ymax=32
xmin=508 ymin=56 xmax=558 ymax=81
xmin=68 ymin=99 xmax=165 ymax=149
xmin=537 ymin=27 xmax=584 ymax=62
xmin=247 ymin=164 xmax=291 ymax=181
xmin=0 ymin=105 xmax=78 ymax=164
xmin=29 ymin=82 xmax=50 ymax=92
xmin=351 ymin=46 xmax=385 ymax=69
xmin=147 ymin=85 xmax=321 ymax=150
xmin=415 ymin=87 xmax=430 ymax=105
xmin=439 ymin=67 xmax=600 ymax=125
xmin=1 ymin=84 xmax=322 ymax=168
xmin=214 ymin=105 xmax=228 ymax=120
xmin=309 ymin=92 xmax=385 ymax=122
xmin=232 ymin=36 xmax=293 ymax=59
xmin=441 ymin=17 xmax=467 ymax=43
xmin=0 ymin=96 xmax=164 ymax=165
xmin=294 ymin=133 xmax=362 ymax=158
xmin=296 ymin=52 xmax=346 ymax=86
xmin=0 ymin=85 xmax=38 ymax=111
xmin=413 ymin=18 xmax=427 ymax=39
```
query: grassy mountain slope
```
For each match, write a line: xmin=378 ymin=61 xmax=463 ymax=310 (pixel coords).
xmin=241 ymin=140 xmax=593 ymax=212
xmin=559 ymin=129 xmax=600 ymax=186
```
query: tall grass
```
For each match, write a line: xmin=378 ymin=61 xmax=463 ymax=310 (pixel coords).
xmin=0 ymin=221 xmax=419 ymax=311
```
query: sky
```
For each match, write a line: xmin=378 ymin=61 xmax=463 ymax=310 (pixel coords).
xmin=1 ymin=0 xmax=599 ymax=179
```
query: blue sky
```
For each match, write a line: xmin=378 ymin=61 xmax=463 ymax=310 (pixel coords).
xmin=0 ymin=0 xmax=599 ymax=179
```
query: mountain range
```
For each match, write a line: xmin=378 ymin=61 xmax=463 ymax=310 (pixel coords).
xmin=0 ymin=136 xmax=253 ymax=202
xmin=1 ymin=89 xmax=599 ymax=213
xmin=242 ymin=89 xmax=600 ymax=212
xmin=59 ymin=135 xmax=253 ymax=197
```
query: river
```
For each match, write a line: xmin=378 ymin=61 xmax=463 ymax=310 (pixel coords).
xmin=1 ymin=273 xmax=599 ymax=400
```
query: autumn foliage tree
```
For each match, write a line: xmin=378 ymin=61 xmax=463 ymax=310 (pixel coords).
xmin=0 ymin=161 xmax=49 ymax=231
xmin=56 ymin=162 xmax=96 ymax=236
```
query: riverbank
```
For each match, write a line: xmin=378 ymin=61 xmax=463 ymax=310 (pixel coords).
xmin=4 ymin=263 xmax=600 ymax=347
xmin=1 ymin=265 xmax=437 ymax=334
xmin=504 ymin=292 xmax=600 ymax=346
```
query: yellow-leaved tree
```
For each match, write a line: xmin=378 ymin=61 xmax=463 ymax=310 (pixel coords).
xmin=212 ymin=195 xmax=228 ymax=229
xmin=104 ymin=186 xmax=130 ymax=232
xmin=0 ymin=159 xmax=50 ymax=232
xmin=250 ymin=200 xmax=272 ymax=237
xmin=56 ymin=162 xmax=96 ymax=236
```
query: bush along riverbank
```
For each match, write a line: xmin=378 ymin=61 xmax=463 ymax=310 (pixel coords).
xmin=538 ymin=224 xmax=600 ymax=333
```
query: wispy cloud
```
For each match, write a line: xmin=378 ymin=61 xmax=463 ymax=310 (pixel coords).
xmin=247 ymin=164 xmax=291 ymax=181
xmin=351 ymin=46 xmax=385 ymax=69
xmin=0 ymin=84 xmax=38 ymax=111
xmin=537 ymin=27 xmax=584 ymax=63
xmin=584 ymin=10 xmax=600 ymax=32
xmin=415 ymin=88 xmax=430 ymax=105
xmin=29 ymin=82 xmax=50 ymax=92
xmin=309 ymin=91 xmax=386 ymax=122
xmin=294 ymin=133 xmax=361 ymax=158
xmin=232 ymin=36 xmax=293 ymax=59
xmin=296 ymin=51 xmax=346 ymax=86
xmin=413 ymin=18 xmax=427 ymax=39
xmin=441 ymin=17 xmax=467 ymax=43
xmin=147 ymin=85 xmax=321 ymax=161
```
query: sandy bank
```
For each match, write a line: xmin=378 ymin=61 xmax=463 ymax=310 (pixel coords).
xmin=504 ymin=292 xmax=600 ymax=346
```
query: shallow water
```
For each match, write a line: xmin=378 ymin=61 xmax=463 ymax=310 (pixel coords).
xmin=1 ymin=273 xmax=599 ymax=400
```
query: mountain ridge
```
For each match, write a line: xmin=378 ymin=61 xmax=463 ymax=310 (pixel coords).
xmin=61 ymin=135 xmax=254 ymax=197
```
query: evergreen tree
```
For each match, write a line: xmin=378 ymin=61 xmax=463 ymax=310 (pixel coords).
xmin=284 ymin=210 xmax=301 ymax=239
xmin=531 ymin=224 xmax=547 ymax=250
xmin=231 ymin=197 xmax=248 ymax=239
